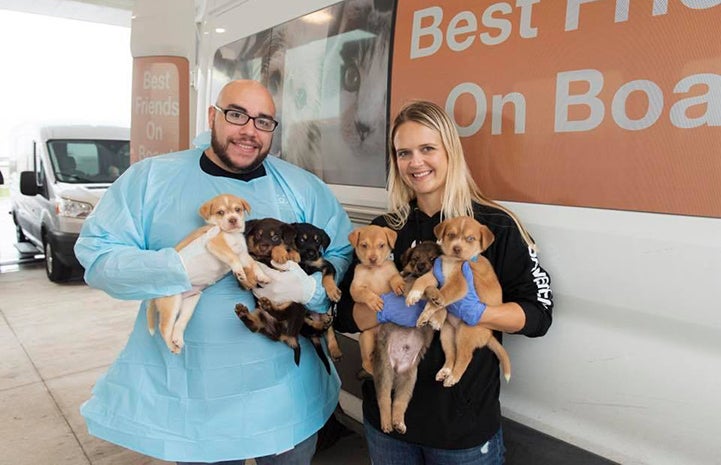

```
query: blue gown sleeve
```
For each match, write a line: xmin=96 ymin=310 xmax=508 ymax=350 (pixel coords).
xmin=74 ymin=160 xmax=191 ymax=301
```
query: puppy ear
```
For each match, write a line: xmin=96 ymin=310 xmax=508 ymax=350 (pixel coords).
xmin=478 ymin=224 xmax=495 ymax=251
xmin=348 ymin=228 xmax=361 ymax=247
xmin=319 ymin=230 xmax=331 ymax=251
xmin=433 ymin=220 xmax=448 ymax=240
xmin=239 ymin=197 xmax=252 ymax=213
xmin=198 ymin=199 xmax=214 ymax=220
xmin=245 ymin=219 xmax=259 ymax=235
xmin=383 ymin=227 xmax=398 ymax=248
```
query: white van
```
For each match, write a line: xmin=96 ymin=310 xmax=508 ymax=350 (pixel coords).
xmin=9 ymin=125 xmax=130 ymax=282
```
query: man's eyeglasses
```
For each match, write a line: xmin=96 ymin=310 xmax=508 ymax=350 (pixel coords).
xmin=213 ymin=105 xmax=279 ymax=132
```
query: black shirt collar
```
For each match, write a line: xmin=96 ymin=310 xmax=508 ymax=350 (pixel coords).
xmin=200 ymin=151 xmax=267 ymax=181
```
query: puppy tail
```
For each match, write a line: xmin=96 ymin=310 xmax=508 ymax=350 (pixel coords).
xmin=487 ymin=336 xmax=511 ymax=382
xmin=146 ymin=300 xmax=156 ymax=335
xmin=293 ymin=344 xmax=302 ymax=366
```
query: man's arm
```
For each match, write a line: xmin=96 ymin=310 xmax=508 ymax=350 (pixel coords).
xmin=74 ymin=161 xmax=191 ymax=301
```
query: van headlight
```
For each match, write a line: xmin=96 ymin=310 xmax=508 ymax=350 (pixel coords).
xmin=56 ymin=198 xmax=93 ymax=218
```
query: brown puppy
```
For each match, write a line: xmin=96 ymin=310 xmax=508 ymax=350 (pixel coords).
xmin=147 ymin=193 xmax=269 ymax=354
xmin=235 ymin=218 xmax=307 ymax=364
xmin=407 ymin=216 xmax=511 ymax=387
xmin=373 ymin=241 xmax=440 ymax=434
xmin=348 ymin=225 xmax=405 ymax=375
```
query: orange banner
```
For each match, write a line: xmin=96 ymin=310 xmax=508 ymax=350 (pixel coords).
xmin=130 ymin=56 xmax=189 ymax=163
xmin=391 ymin=1 xmax=721 ymax=218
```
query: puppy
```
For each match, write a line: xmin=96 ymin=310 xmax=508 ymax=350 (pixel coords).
xmin=373 ymin=241 xmax=440 ymax=434
xmin=407 ymin=216 xmax=511 ymax=387
xmin=348 ymin=225 xmax=405 ymax=376
xmin=292 ymin=222 xmax=343 ymax=366
xmin=235 ymin=218 xmax=308 ymax=365
xmin=147 ymin=193 xmax=269 ymax=354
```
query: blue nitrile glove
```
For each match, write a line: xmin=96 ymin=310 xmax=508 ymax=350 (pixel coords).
xmin=432 ymin=259 xmax=486 ymax=325
xmin=377 ymin=292 xmax=425 ymax=327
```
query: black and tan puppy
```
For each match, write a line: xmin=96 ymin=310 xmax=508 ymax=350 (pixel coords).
xmin=406 ymin=216 xmax=511 ymax=387
xmin=235 ymin=218 xmax=307 ymax=364
xmin=373 ymin=241 xmax=441 ymax=434
xmin=292 ymin=222 xmax=343 ymax=366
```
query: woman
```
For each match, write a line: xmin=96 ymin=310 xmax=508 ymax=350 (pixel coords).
xmin=336 ymin=100 xmax=553 ymax=464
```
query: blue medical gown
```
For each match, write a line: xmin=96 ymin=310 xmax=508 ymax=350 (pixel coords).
xmin=74 ymin=148 xmax=353 ymax=462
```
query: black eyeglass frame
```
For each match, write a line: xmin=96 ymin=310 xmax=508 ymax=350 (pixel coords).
xmin=213 ymin=104 xmax=279 ymax=132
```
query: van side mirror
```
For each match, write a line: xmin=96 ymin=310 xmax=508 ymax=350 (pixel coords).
xmin=20 ymin=171 xmax=39 ymax=196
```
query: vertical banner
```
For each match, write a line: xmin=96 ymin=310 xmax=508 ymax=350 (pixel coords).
xmin=391 ymin=1 xmax=721 ymax=218
xmin=131 ymin=56 xmax=190 ymax=163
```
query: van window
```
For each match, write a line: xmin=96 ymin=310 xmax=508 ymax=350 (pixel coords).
xmin=47 ymin=139 xmax=130 ymax=183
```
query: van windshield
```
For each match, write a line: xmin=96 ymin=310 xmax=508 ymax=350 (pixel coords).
xmin=47 ymin=139 xmax=130 ymax=183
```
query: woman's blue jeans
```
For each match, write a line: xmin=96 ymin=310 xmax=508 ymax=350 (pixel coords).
xmin=363 ymin=419 xmax=505 ymax=465
xmin=176 ymin=432 xmax=317 ymax=465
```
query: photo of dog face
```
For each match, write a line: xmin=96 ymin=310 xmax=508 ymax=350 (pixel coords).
xmin=198 ymin=194 xmax=252 ymax=233
xmin=245 ymin=217 xmax=301 ymax=265
xmin=433 ymin=216 xmax=495 ymax=261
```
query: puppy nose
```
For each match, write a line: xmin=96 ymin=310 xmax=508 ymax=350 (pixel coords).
xmin=417 ymin=263 xmax=427 ymax=272
xmin=307 ymin=249 xmax=318 ymax=260
xmin=229 ymin=217 xmax=237 ymax=225
xmin=369 ymin=256 xmax=378 ymax=264
xmin=453 ymin=245 xmax=462 ymax=254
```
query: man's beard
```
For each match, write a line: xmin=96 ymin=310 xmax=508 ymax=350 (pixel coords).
xmin=210 ymin=130 xmax=269 ymax=173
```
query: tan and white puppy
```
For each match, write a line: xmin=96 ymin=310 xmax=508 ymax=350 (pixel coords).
xmin=406 ymin=216 xmax=511 ymax=387
xmin=349 ymin=225 xmax=405 ymax=375
xmin=147 ymin=193 xmax=269 ymax=354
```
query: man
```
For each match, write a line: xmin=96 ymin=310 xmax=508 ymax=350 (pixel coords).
xmin=75 ymin=80 xmax=354 ymax=464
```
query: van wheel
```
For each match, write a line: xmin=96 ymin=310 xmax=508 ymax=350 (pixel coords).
xmin=44 ymin=239 xmax=72 ymax=282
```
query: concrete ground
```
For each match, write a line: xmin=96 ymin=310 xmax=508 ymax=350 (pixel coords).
xmin=0 ymin=196 xmax=369 ymax=465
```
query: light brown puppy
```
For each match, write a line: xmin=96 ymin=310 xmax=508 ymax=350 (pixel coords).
xmin=373 ymin=241 xmax=440 ymax=434
xmin=349 ymin=225 xmax=405 ymax=375
xmin=147 ymin=194 xmax=269 ymax=354
xmin=407 ymin=216 xmax=511 ymax=387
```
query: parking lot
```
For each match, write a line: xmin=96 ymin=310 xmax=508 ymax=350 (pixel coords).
xmin=0 ymin=196 xmax=368 ymax=465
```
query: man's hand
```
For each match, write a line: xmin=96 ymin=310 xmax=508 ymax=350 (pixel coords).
xmin=252 ymin=261 xmax=316 ymax=307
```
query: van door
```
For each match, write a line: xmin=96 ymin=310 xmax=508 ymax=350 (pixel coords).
xmin=16 ymin=140 xmax=48 ymax=245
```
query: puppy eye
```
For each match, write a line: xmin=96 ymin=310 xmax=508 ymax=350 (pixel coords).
xmin=271 ymin=234 xmax=280 ymax=243
xmin=466 ymin=236 xmax=476 ymax=243
xmin=447 ymin=233 xmax=456 ymax=239
xmin=235 ymin=207 xmax=242 ymax=213
xmin=217 ymin=209 xmax=225 ymax=216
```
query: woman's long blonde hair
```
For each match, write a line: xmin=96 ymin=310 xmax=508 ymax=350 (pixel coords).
xmin=385 ymin=100 xmax=535 ymax=249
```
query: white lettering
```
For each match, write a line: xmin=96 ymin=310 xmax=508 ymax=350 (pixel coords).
xmin=517 ymin=0 xmax=541 ymax=38
xmin=492 ymin=93 xmax=527 ymax=134
xmin=670 ymin=73 xmax=721 ymax=128
xmin=555 ymin=69 xmax=605 ymax=132
xmin=565 ymin=0 xmax=602 ymax=31
xmin=410 ymin=6 xmax=443 ymax=59
xmin=611 ymin=80 xmax=664 ymax=131
xmin=446 ymin=83 xmax=487 ymax=137
xmin=447 ymin=11 xmax=477 ymax=52
xmin=480 ymin=2 xmax=513 ymax=46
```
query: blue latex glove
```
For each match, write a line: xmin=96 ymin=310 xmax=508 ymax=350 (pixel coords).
xmin=433 ymin=259 xmax=487 ymax=325
xmin=377 ymin=292 xmax=425 ymax=327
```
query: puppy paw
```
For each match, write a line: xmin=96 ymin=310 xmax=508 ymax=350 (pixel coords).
xmin=393 ymin=421 xmax=407 ymax=435
xmin=170 ymin=333 xmax=184 ymax=354
xmin=443 ymin=375 xmax=459 ymax=387
xmin=366 ymin=295 xmax=384 ymax=312
xmin=435 ymin=367 xmax=452 ymax=382
xmin=406 ymin=290 xmax=423 ymax=306
xmin=234 ymin=303 xmax=250 ymax=319
xmin=428 ymin=309 xmax=447 ymax=331
xmin=325 ymin=283 xmax=342 ymax=302
xmin=425 ymin=287 xmax=444 ymax=307
xmin=380 ymin=418 xmax=393 ymax=434
xmin=329 ymin=346 xmax=343 ymax=361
